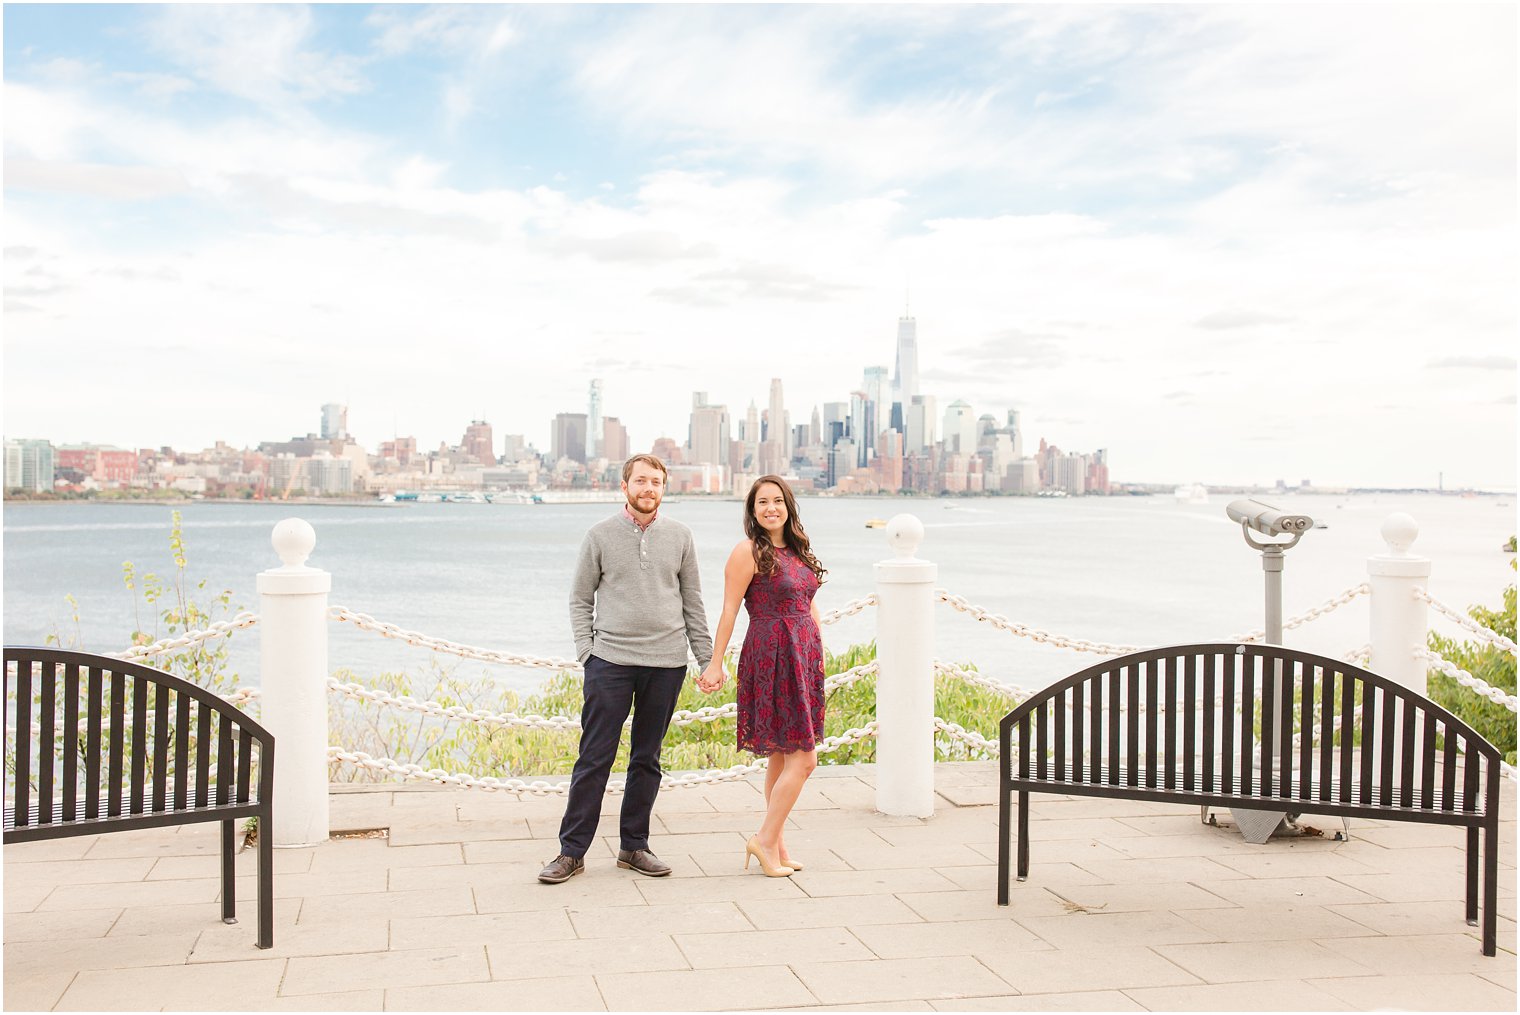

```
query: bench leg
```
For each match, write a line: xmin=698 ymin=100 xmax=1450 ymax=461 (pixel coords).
xmin=997 ymin=782 xmax=1011 ymax=906
xmin=221 ymin=819 xmax=237 ymax=925
xmin=1483 ymin=820 xmax=1497 ymax=957
xmin=1016 ymin=791 xmax=1029 ymax=881
xmin=1465 ymin=825 xmax=1479 ymax=926
xmin=257 ymin=811 xmax=274 ymax=949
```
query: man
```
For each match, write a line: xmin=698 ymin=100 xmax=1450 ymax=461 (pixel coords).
xmin=538 ymin=454 xmax=714 ymax=884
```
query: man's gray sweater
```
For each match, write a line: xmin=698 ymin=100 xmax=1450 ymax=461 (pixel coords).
xmin=569 ymin=512 xmax=713 ymax=670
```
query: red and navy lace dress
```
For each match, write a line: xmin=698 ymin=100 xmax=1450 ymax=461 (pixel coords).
xmin=737 ymin=547 xmax=826 ymax=755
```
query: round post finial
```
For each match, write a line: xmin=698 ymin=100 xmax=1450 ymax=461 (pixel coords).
xmin=1380 ymin=512 xmax=1419 ymax=557
xmin=885 ymin=513 xmax=925 ymax=561
xmin=271 ymin=518 xmax=317 ymax=570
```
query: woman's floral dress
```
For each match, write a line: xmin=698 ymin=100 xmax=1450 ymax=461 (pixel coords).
xmin=737 ymin=548 xmax=825 ymax=755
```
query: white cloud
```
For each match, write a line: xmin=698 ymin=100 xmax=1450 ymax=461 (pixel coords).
xmin=1 ymin=5 xmax=1514 ymax=489
xmin=146 ymin=5 xmax=368 ymax=106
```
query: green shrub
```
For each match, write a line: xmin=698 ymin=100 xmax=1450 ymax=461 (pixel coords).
xmin=1427 ymin=561 xmax=1517 ymax=765
xmin=331 ymin=641 xmax=1019 ymax=781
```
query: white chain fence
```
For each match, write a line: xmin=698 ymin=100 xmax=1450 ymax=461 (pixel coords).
xmin=1417 ymin=649 xmax=1519 ymax=713
xmin=1417 ymin=588 xmax=1519 ymax=655
xmin=110 ymin=612 xmax=260 ymax=662
xmin=322 ymin=660 xmax=881 ymax=735
xmin=1342 ymin=644 xmax=1372 ymax=666
xmin=329 ymin=607 xmax=583 ymax=671
xmin=327 ymin=720 xmax=882 ymax=795
xmin=933 ymin=717 xmax=999 ymax=756
xmin=819 ymin=595 xmax=877 ymax=626
xmin=935 ymin=590 xmax=1146 ymax=656
xmin=932 ymin=661 xmax=1034 ymax=700
xmin=1231 ymin=583 xmax=1370 ymax=643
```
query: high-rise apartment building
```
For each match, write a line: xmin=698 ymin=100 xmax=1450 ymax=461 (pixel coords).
xmin=306 ymin=452 xmax=354 ymax=495
xmin=462 ymin=420 xmax=495 ymax=464
xmin=942 ymin=399 xmax=976 ymax=454
xmin=602 ymin=417 xmax=629 ymax=464
xmin=905 ymin=394 xmax=936 ymax=454
xmin=862 ymin=365 xmax=888 ymax=463
xmin=848 ymin=390 xmax=869 ymax=467
xmin=380 ymin=436 xmax=417 ymax=465
xmin=1056 ymin=452 xmax=1090 ymax=495
xmin=551 ymin=413 xmax=588 ymax=464
xmin=4 ymin=439 xmax=54 ymax=492
xmin=687 ymin=395 xmax=731 ymax=469
xmin=587 ymin=379 xmax=604 ymax=460
xmin=891 ymin=316 xmax=919 ymax=430
xmin=321 ymin=403 xmax=347 ymax=440
xmin=821 ymin=402 xmax=848 ymax=454
xmin=874 ymin=427 xmax=904 ymax=492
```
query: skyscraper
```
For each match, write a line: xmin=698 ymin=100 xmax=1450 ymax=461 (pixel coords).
xmin=687 ymin=395 xmax=731 ymax=469
xmin=891 ymin=316 xmax=919 ymax=431
xmin=551 ymin=413 xmax=588 ymax=463
xmin=767 ymin=377 xmax=789 ymax=464
xmin=602 ymin=417 xmax=629 ymax=464
xmin=862 ymin=365 xmax=888 ymax=463
xmin=462 ymin=420 xmax=495 ymax=464
xmin=905 ymin=394 xmax=936 ymax=455
xmin=4 ymin=438 xmax=54 ymax=492
xmin=320 ymin=403 xmax=347 ymax=440
xmin=942 ymin=400 xmax=976 ymax=454
xmin=587 ymin=379 xmax=604 ymax=460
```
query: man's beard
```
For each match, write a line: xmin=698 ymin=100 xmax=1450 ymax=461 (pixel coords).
xmin=627 ymin=491 xmax=661 ymax=514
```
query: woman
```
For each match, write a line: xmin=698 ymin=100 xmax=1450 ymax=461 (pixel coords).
xmin=698 ymin=475 xmax=828 ymax=877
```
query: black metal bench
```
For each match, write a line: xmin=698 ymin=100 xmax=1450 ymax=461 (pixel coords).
xmin=997 ymin=643 xmax=1502 ymax=956
xmin=4 ymin=647 xmax=275 ymax=948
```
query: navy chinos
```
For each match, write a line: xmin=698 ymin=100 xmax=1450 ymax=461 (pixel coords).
xmin=557 ymin=654 xmax=685 ymax=858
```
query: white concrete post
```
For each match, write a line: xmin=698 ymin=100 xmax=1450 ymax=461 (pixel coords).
xmin=874 ymin=514 xmax=937 ymax=818
xmin=1368 ymin=513 xmax=1431 ymax=695
xmin=257 ymin=519 xmax=331 ymax=847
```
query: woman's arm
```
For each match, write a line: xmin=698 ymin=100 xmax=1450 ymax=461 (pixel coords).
xmin=698 ymin=541 xmax=756 ymax=692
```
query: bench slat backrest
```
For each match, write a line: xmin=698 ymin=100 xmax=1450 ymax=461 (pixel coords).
xmin=1001 ymin=644 xmax=1501 ymax=817
xmin=4 ymin=648 xmax=273 ymax=829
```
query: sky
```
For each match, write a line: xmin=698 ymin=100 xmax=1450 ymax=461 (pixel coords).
xmin=3 ymin=3 xmax=1515 ymax=489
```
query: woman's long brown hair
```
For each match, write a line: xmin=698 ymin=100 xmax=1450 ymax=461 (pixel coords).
xmin=744 ymin=475 xmax=826 ymax=583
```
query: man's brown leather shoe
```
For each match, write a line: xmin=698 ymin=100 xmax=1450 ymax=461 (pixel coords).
xmin=616 ymin=848 xmax=672 ymax=877
xmin=537 ymin=854 xmax=585 ymax=884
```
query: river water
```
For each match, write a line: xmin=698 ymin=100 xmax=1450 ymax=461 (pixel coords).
xmin=3 ymin=494 xmax=1514 ymax=695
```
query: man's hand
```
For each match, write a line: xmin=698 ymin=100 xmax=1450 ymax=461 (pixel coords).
xmin=696 ymin=661 xmax=726 ymax=694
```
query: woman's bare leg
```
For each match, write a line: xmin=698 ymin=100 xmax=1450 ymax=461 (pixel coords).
xmin=756 ymin=749 xmax=817 ymax=852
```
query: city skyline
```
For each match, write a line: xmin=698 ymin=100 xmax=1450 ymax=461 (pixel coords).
xmin=4 ymin=5 xmax=1515 ymax=489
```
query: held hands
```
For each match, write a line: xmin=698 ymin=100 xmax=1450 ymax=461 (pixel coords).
xmin=696 ymin=661 xmax=727 ymax=694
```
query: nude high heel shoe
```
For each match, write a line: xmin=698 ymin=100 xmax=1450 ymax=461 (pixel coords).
xmin=744 ymin=836 xmax=794 ymax=877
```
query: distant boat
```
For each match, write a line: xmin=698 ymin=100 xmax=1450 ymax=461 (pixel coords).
xmin=1174 ymin=484 xmax=1209 ymax=504
xmin=865 ymin=518 xmax=887 ymax=529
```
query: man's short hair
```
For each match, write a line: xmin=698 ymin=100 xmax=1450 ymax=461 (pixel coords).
xmin=622 ymin=453 xmax=669 ymax=483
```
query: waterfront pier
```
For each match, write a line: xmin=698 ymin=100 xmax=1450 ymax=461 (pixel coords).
xmin=4 ymin=512 xmax=1515 ymax=1010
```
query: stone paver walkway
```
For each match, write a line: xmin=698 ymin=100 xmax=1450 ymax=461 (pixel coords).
xmin=4 ymin=763 xmax=1515 ymax=1011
